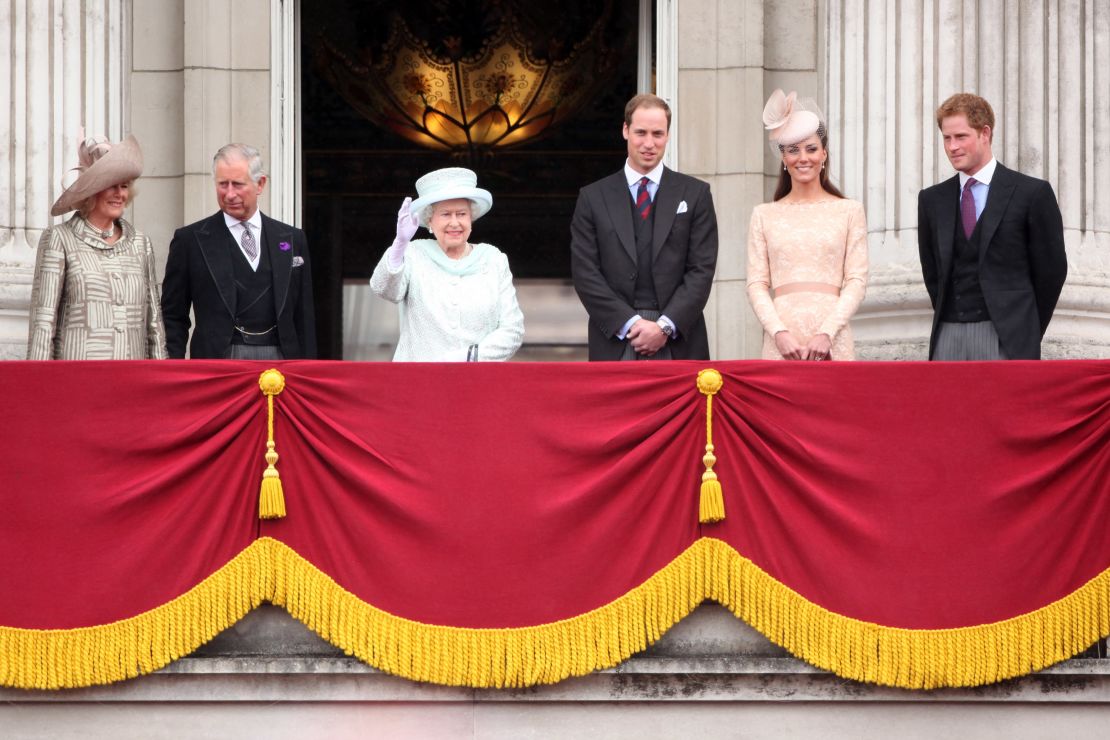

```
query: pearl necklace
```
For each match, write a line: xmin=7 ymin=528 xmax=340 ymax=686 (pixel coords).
xmin=88 ymin=219 xmax=115 ymax=240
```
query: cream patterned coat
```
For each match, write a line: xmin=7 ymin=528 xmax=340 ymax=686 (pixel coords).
xmin=27 ymin=215 xmax=167 ymax=360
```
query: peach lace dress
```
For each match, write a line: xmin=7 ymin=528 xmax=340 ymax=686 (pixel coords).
xmin=746 ymin=198 xmax=868 ymax=360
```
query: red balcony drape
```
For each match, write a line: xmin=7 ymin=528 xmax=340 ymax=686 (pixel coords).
xmin=2 ymin=359 xmax=1108 ymax=690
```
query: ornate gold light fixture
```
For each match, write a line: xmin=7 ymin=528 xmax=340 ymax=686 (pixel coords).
xmin=314 ymin=2 xmax=621 ymax=159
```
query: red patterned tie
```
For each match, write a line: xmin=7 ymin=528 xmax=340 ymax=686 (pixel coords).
xmin=636 ymin=177 xmax=652 ymax=220
xmin=961 ymin=177 xmax=978 ymax=238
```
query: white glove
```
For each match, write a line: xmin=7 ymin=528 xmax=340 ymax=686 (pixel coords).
xmin=386 ymin=197 xmax=420 ymax=270
xmin=394 ymin=196 xmax=419 ymax=248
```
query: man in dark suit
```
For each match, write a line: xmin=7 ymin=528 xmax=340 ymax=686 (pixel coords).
xmin=162 ymin=143 xmax=316 ymax=359
xmin=918 ymin=93 xmax=1066 ymax=360
xmin=571 ymin=94 xmax=718 ymax=361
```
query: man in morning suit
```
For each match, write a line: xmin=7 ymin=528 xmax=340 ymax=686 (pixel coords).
xmin=162 ymin=143 xmax=316 ymax=359
xmin=918 ymin=93 xmax=1067 ymax=360
xmin=570 ymin=94 xmax=718 ymax=360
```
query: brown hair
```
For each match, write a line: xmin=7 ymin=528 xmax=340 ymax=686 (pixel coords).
xmin=78 ymin=181 xmax=136 ymax=218
xmin=935 ymin=93 xmax=995 ymax=140
xmin=624 ymin=94 xmax=672 ymax=130
xmin=772 ymin=130 xmax=845 ymax=201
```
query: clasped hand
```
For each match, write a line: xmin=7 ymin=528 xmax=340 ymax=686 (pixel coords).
xmin=774 ymin=330 xmax=832 ymax=361
xmin=628 ymin=319 xmax=667 ymax=356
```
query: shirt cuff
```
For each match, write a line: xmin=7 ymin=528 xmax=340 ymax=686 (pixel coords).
xmin=617 ymin=314 xmax=642 ymax=340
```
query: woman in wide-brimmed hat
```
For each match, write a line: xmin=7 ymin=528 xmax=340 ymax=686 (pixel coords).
xmin=27 ymin=130 xmax=167 ymax=360
xmin=370 ymin=167 xmax=524 ymax=361
xmin=745 ymin=90 xmax=869 ymax=361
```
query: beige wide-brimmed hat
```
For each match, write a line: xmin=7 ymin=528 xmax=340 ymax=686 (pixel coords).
xmin=50 ymin=131 xmax=144 ymax=216
xmin=410 ymin=167 xmax=492 ymax=228
xmin=762 ymin=89 xmax=825 ymax=153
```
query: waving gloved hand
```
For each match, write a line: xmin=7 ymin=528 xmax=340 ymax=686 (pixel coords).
xmin=385 ymin=197 xmax=421 ymax=269
xmin=395 ymin=197 xmax=419 ymax=246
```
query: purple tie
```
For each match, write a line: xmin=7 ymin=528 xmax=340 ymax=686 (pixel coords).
xmin=636 ymin=177 xmax=652 ymax=220
xmin=961 ymin=177 xmax=978 ymax=238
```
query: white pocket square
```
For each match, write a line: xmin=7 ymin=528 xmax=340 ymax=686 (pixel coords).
xmin=291 ymin=256 xmax=304 ymax=267
xmin=676 ymin=201 xmax=688 ymax=214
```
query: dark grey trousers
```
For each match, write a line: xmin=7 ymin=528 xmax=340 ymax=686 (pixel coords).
xmin=225 ymin=344 xmax=285 ymax=360
xmin=933 ymin=321 xmax=1009 ymax=361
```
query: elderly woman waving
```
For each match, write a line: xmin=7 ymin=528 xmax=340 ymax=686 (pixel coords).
xmin=371 ymin=167 xmax=524 ymax=361
xmin=27 ymin=131 xmax=166 ymax=360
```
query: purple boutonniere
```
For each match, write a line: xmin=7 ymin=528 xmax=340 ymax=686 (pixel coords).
xmin=279 ymin=241 xmax=291 ymax=251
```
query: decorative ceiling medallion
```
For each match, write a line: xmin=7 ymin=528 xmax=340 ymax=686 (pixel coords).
xmin=314 ymin=1 xmax=621 ymax=161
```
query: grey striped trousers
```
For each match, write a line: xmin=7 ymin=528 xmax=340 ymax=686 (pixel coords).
xmin=933 ymin=321 xmax=1009 ymax=361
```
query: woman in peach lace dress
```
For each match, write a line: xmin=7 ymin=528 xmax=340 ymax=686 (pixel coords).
xmin=746 ymin=90 xmax=868 ymax=361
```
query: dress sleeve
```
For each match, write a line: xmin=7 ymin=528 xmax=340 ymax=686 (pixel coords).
xmin=745 ymin=207 xmax=788 ymax=336
xmin=370 ymin=243 xmax=409 ymax=303
xmin=26 ymin=228 xmax=66 ymax=360
xmin=475 ymin=252 xmax=525 ymax=361
xmin=818 ymin=201 xmax=869 ymax=338
xmin=141 ymin=234 xmax=168 ymax=359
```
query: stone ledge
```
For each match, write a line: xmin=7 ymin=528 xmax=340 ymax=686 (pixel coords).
xmin=5 ymin=657 xmax=1107 ymax=704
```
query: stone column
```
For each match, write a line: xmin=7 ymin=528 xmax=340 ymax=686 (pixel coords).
xmin=130 ymin=0 xmax=277 ymax=276
xmin=180 ymin=0 xmax=273 ymax=226
xmin=827 ymin=0 xmax=1110 ymax=359
xmin=675 ymin=0 xmax=768 ymax=360
xmin=0 ymin=0 xmax=127 ymax=359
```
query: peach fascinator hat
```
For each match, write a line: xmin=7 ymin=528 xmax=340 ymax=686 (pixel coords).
xmin=762 ymin=89 xmax=826 ymax=153
xmin=51 ymin=129 xmax=144 ymax=216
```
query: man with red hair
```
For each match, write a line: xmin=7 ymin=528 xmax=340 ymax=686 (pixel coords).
xmin=918 ymin=93 xmax=1067 ymax=360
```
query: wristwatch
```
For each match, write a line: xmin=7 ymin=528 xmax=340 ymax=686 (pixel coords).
xmin=656 ymin=320 xmax=674 ymax=338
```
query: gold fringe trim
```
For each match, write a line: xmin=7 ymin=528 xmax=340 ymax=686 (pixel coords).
xmin=2 ymin=537 xmax=1108 ymax=690
xmin=0 ymin=540 xmax=271 ymax=690
xmin=700 ymin=537 xmax=1110 ymax=689
xmin=265 ymin=537 xmax=709 ymax=688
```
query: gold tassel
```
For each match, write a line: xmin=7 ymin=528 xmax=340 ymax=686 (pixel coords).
xmin=696 ymin=369 xmax=725 ymax=523
xmin=258 ymin=369 xmax=287 ymax=520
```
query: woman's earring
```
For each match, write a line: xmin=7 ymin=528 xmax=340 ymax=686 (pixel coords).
xmin=783 ymin=165 xmax=788 ymax=172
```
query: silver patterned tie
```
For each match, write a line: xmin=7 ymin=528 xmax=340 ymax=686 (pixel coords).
xmin=240 ymin=221 xmax=258 ymax=261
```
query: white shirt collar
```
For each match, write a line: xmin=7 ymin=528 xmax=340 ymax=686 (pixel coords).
xmin=624 ymin=160 xmax=665 ymax=187
xmin=959 ymin=157 xmax=998 ymax=188
xmin=223 ymin=209 xmax=262 ymax=232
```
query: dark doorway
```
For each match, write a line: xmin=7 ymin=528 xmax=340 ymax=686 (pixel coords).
xmin=301 ymin=0 xmax=644 ymax=358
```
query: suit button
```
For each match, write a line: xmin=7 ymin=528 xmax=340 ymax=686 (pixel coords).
xmin=629 ymin=273 xmax=636 ymax=280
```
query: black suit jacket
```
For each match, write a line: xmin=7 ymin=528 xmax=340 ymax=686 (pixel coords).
xmin=161 ymin=211 xmax=317 ymax=359
xmin=570 ymin=167 xmax=718 ymax=360
xmin=918 ymin=163 xmax=1067 ymax=359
